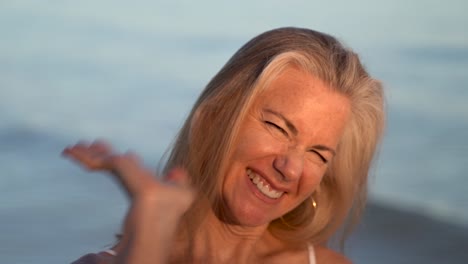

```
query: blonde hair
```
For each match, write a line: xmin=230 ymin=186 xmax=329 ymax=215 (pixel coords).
xmin=163 ymin=27 xmax=385 ymax=247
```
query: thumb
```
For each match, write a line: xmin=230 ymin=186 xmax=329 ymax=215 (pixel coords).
xmin=164 ymin=167 xmax=191 ymax=188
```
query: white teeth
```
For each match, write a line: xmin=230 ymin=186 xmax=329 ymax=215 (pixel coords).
xmin=247 ymin=169 xmax=283 ymax=199
xmin=253 ymin=176 xmax=260 ymax=184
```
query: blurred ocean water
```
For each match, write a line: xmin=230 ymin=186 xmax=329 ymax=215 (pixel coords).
xmin=1 ymin=1 xmax=467 ymax=263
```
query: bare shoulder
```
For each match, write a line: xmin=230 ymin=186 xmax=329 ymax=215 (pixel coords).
xmin=314 ymin=245 xmax=352 ymax=264
xmin=71 ymin=251 xmax=115 ymax=264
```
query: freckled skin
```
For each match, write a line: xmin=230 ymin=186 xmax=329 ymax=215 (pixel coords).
xmin=64 ymin=66 xmax=354 ymax=264
xmin=222 ymin=67 xmax=351 ymax=227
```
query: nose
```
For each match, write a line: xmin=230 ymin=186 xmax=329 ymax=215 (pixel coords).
xmin=273 ymin=148 xmax=304 ymax=182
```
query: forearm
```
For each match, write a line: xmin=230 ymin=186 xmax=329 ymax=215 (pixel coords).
xmin=63 ymin=142 xmax=193 ymax=264
xmin=115 ymin=195 xmax=189 ymax=264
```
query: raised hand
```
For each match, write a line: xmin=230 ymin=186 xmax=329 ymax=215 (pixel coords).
xmin=63 ymin=140 xmax=194 ymax=264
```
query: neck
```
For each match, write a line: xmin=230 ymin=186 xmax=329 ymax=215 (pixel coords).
xmin=189 ymin=211 xmax=274 ymax=263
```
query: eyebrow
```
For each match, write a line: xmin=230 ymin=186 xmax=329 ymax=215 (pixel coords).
xmin=263 ymin=108 xmax=337 ymax=156
xmin=264 ymin=108 xmax=298 ymax=136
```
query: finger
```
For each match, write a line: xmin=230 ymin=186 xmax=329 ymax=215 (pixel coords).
xmin=63 ymin=144 xmax=107 ymax=170
xmin=69 ymin=149 xmax=101 ymax=170
xmin=62 ymin=141 xmax=91 ymax=156
xmin=89 ymin=139 xmax=114 ymax=155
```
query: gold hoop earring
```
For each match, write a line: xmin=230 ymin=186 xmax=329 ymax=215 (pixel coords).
xmin=279 ymin=196 xmax=317 ymax=229
xmin=311 ymin=197 xmax=317 ymax=209
xmin=279 ymin=215 xmax=296 ymax=229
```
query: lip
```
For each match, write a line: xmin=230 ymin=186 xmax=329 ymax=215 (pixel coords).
xmin=245 ymin=168 xmax=284 ymax=204
xmin=247 ymin=167 xmax=290 ymax=193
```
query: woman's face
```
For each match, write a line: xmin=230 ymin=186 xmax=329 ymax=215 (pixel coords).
xmin=222 ymin=66 xmax=351 ymax=227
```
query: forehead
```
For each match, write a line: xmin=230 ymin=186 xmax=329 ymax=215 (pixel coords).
xmin=256 ymin=67 xmax=350 ymax=144
xmin=259 ymin=67 xmax=348 ymax=109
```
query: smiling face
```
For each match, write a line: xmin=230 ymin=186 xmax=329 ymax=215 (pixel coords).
xmin=221 ymin=66 xmax=351 ymax=227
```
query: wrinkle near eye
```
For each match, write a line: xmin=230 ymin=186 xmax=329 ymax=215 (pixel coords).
xmin=264 ymin=121 xmax=288 ymax=136
xmin=307 ymin=150 xmax=328 ymax=165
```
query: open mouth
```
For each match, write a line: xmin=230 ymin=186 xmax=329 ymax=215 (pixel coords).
xmin=247 ymin=169 xmax=284 ymax=199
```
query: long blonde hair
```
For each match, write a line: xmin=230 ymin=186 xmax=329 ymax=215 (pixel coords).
xmin=163 ymin=27 xmax=385 ymax=246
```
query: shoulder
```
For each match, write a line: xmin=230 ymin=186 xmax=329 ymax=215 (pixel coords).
xmin=71 ymin=250 xmax=116 ymax=264
xmin=314 ymin=245 xmax=352 ymax=264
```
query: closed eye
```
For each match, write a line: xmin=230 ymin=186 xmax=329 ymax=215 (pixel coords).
xmin=265 ymin=121 xmax=288 ymax=136
xmin=310 ymin=149 xmax=328 ymax=163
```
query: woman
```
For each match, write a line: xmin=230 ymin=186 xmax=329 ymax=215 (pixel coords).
xmin=64 ymin=27 xmax=385 ymax=263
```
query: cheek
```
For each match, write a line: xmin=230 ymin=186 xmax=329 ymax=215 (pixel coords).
xmin=232 ymin=126 xmax=282 ymax=160
xmin=297 ymin=166 xmax=326 ymax=197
